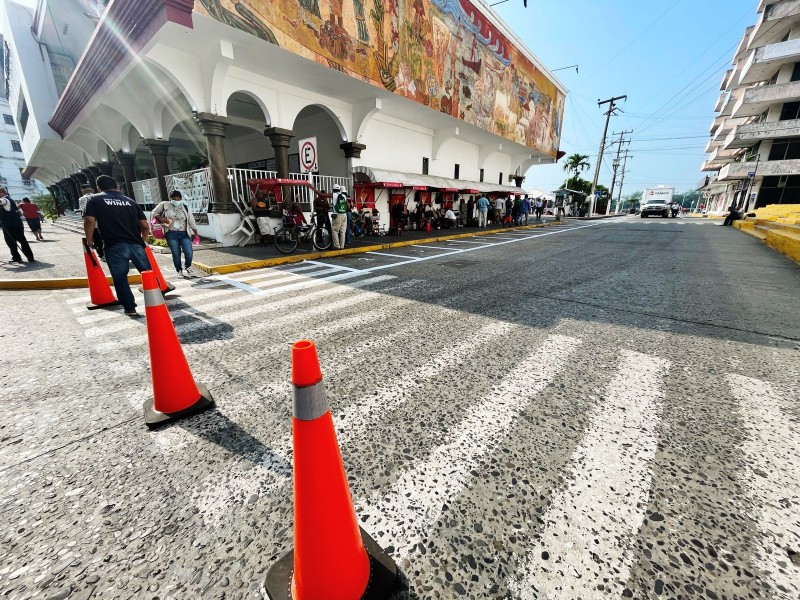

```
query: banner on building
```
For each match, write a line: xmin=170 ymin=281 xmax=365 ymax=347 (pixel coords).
xmin=355 ymin=185 xmax=375 ymax=210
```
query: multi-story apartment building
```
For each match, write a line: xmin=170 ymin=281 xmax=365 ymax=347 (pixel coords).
xmin=703 ymin=0 xmax=800 ymax=214
xmin=1 ymin=0 xmax=566 ymax=244
xmin=0 ymin=37 xmax=44 ymax=201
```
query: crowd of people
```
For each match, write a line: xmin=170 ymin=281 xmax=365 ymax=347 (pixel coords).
xmin=299 ymin=188 xmax=554 ymax=249
xmin=389 ymin=193 xmax=550 ymax=236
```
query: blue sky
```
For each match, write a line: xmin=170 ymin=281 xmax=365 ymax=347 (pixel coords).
xmin=493 ymin=0 xmax=758 ymax=196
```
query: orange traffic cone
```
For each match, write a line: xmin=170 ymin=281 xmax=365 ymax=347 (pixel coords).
xmin=264 ymin=340 xmax=397 ymax=600
xmin=82 ymin=237 xmax=119 ymax=310
xmin=137 ymin=245 xmax=176 ymax=294
xmin=140 ymin=270 xmax=214 ymax=428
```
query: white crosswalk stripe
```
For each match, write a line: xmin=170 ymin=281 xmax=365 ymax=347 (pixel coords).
xmin=357 ymin=334 xmax=582 ymax=559
xmin=508 ymin=350 xmax=669 ymax=599
xmin=64 ymin=262 xmax=395 ymax=341
xmin=92 ymin=274 xmax=395 ymax=352
xmin=727 ymin=374 xmax=800 ymax=598
xmin=192 ymin=319 xmax=517 ymax=525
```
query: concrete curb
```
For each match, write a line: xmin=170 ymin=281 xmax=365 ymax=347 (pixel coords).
xmin=0 ymin=221 xmax=561 ymax=288
xmin=193 ymin=221 xmax=558 ymax=275
xmin=734 ymin=221 xmax=800 ymax=264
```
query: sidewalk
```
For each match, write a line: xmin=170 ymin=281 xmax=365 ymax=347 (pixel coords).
xmin=0 ymin=213 xmax=593 ymax=289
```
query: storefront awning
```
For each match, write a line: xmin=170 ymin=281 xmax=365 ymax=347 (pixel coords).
xmin=354 ymin=166 xmax=524 ymax=196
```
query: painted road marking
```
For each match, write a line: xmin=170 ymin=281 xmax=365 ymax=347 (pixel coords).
xmin=193 ymin=319 xmax=517 ymax=525
xmin=728 ymin=374 xmax=800 ymax=598
xmin=412 ymin=245 xmax=459 ymax=251
xmin=357 ymin=334 xmax=582 ymax=559
xmin=93 ymin=275 xmax=395 ymax=351
xmin=83 ymin=269 xmax=393 ymax=339
xmin=509 ymin=349 xmax=669 ymax=600
xmin=366 ymin=251 xmax=422 ymax=260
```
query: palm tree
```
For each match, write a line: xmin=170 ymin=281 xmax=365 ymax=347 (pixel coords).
xmin=563 ymin=153 xmax=591 ymax=181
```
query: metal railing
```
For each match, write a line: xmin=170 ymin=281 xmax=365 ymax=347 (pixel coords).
xmin=227 ymin=168 xmax=277 ymax=214
xmin=164 ymin=168 xmax=213 ymax=214
xmin=132 ymin=178 xmax=160 ymax=208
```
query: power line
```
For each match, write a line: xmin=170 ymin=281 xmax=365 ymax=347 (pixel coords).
xmin=588 ymin=0 xmax=684 ymax=78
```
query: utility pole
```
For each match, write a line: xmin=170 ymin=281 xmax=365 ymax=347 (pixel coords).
xmin=615 ymin=150 xmax=633 ymax=213
xmin=589 ymin=94 xmax=627 ymax=217
xmin=607 ymin=130 xmax=632 ymax=215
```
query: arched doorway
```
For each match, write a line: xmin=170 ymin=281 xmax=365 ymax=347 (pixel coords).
xmin=291 ymin=104 xmax=349 ymax=193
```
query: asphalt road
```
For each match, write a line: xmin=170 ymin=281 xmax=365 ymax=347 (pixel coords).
xmin=1 ymin=216 xmax=798 ymax=600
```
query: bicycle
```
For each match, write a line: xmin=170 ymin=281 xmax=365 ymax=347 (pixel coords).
xmin=273 ymin=212 xmax=333 ymax=254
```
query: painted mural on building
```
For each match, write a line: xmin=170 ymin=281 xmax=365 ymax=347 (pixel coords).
xmin=194 ymin=0 xmax=565 ymax=156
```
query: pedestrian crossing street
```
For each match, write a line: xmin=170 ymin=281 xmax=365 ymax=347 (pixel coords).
xmin=56 ymin=257 xmax=800 ymax=599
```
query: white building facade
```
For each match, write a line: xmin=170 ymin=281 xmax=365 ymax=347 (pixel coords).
xmin=703 ymin=0 xmax=800 ymax=213
xmin=0 ymin=37 xmax=43 ymax=201
xmin=2 ymin=0 xmax=566 ymax=245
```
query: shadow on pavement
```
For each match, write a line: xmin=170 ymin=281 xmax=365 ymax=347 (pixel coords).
xmin=178 ymin=408 xmax=292 ymax=471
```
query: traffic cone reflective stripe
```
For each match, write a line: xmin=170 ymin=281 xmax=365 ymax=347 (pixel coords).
xmin=141 ymin=270 xmax=213 ymax=428
xmin=264 ymin=340 xmax=397 ymax=600
xmin=82 ymin=237 xmax=119 ymax=310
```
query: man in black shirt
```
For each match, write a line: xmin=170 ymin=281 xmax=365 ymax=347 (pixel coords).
xmin=0 ymin=188 xmax=34 ymax=264
xmin=83 ymin=176 xmax=151 ymax=315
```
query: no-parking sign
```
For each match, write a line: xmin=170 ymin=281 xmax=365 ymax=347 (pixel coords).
xmin=298 ymin=137 xmax=318 ymax=173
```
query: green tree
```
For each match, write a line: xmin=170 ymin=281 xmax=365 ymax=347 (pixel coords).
xmin=563 ymin=153 xmax=591 ymax=181
xmin=31 ymin=192 xmax=57 ymax=220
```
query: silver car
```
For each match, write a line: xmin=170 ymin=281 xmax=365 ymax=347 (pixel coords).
xmin=640 ymin=199 xmax=670 ymax=218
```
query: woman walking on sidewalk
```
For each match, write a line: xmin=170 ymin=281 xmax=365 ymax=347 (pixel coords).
xmin=152 ymin=190 xmax=200 ymax=277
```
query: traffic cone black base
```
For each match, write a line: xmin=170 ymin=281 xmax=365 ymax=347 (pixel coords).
xmin=263 ymin=527 xmax=397 ymax=600
xmin=86 ymin=298 xmax=120 ymax=310
xmin=143 ymin=383 xmax=214 ymax=429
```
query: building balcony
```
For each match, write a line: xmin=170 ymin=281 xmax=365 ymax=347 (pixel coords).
xmin=732 ymin=80 xmax=800 ymax=117
xmin=718 ymin=161 xmax=759 ymax=180
xmin=702 ymin=159 xmax=727 ymax=172
xmin=708 ymin=146 xmax=742 ymax=164
xmin=714 ymin=92 xmax=727 ymax=112
xmin=724 ymin=118 xmax=800 ymax=149
xmin=734 ymin=26 xmax=755 ymax=62
xmin=719 ymin=87 xmax=745 ymax=116
xmin=749 ymin=0 xmax=800 ymax=50
xmin=739 ymin=37 xmax=800 ymax=85
xmin=720 ymin=70 xmax=733 ymax=92
xmin=718 ymin=158 xmax=800 ymax=180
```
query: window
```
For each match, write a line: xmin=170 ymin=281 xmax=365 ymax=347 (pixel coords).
xmin=779 ymin=101 xmax=800 ymax=121
xmin=767 ymin=137 xmax=800 ymax=160
xmin=498 ymin=172 xmax=503 ymax=185
xmin=3 ymin=114 xmax=12 ymax=125
xmin=454 ymin=164 xmax=460 ymax=179
xmin=479 ymin=168 xmax=484 ymax=182
xmin=757 ymin=174 xmax=800 ymax=207
xmin=10 ymin=140 xmax=21 ymax=152
xmin=791 ymin=62 xmax=800 ymax=83
xmin=422 ymin=157 xmax=429 ymax=175
xmin=19 ymin=98 xmax=29 ymax=135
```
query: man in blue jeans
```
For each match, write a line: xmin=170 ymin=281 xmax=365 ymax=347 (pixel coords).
xmin=83 ymin=175 xmax=151 ymax=316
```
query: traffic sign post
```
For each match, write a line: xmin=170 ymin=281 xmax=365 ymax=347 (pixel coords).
xmin=298 ymin=137 xmax=318 ymax=174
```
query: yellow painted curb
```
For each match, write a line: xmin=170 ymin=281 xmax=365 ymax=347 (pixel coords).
xmin=0 ymin=274 xmax=143 ymax=291
xmin=195 ymin=222 xmax=557 ymax=275
xmin=764 ymin=230 xmax=800 ymax=264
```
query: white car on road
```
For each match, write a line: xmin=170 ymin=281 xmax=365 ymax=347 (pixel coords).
xmin=640 ymin=199 xmax=670 ymax=218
